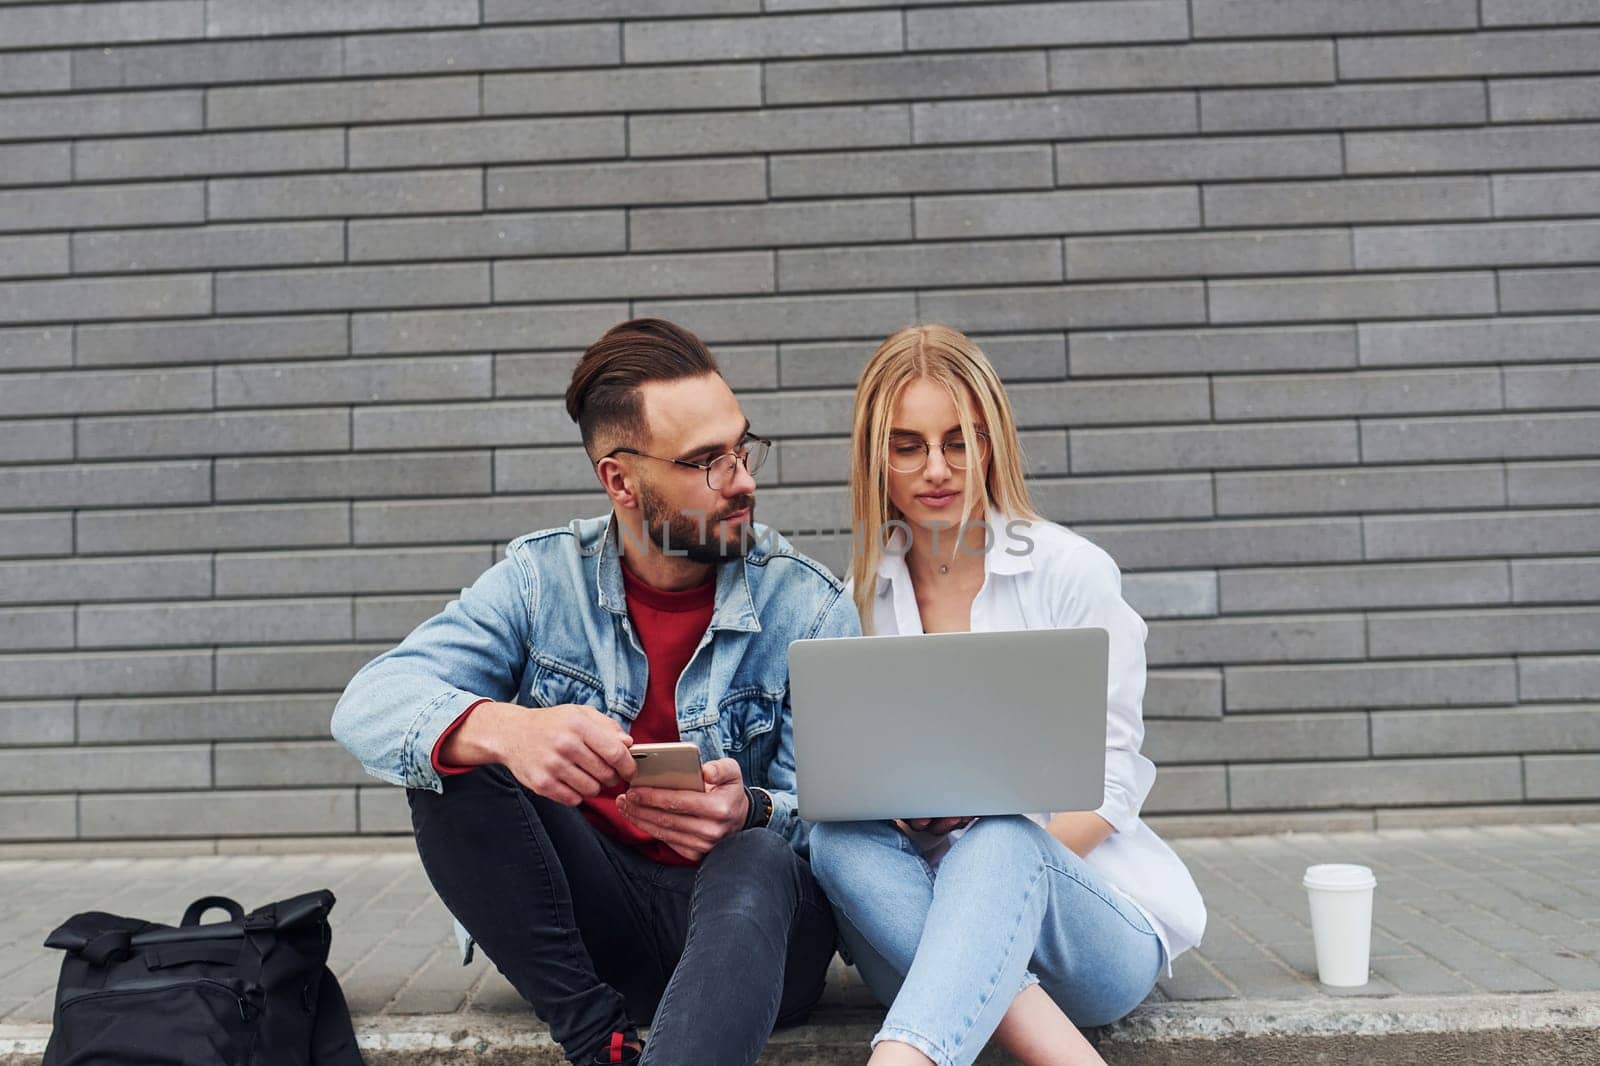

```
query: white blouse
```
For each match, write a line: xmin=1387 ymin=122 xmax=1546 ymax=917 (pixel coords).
xmin=859 ymin=512 xmax=1207 ymax=969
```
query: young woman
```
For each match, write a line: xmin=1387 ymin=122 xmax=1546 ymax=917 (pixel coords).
xmin=807 ymin=325 xmax=1206 ymax=1066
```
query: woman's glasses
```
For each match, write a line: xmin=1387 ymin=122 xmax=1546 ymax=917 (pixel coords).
xmin=886 ymin=431 xmax=989 ymax=474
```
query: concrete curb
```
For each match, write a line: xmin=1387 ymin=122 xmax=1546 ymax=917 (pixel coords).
xmin=1096 ymin=991 xmax=1600 ymax=1065
xmin=5 ymin=993 xmax=1599 ymax=1065
xmin=1100 ymin=990 xmax=1600 ymax=1041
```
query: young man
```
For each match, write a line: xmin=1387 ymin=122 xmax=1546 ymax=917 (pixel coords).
xmin=331 ymin=319 xmax=858 ymax=1065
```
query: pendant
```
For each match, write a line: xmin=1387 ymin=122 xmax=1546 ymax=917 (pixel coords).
xmin=939 ymin=564 xmax=949 ymax=575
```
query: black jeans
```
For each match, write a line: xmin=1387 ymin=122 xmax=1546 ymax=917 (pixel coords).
xmin=407 ymin=764 xmax=837 ymax=1066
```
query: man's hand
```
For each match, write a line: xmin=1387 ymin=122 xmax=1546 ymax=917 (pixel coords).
xmin=899 ymin=817 xmax=976 ymax=836
xmin=439 ymin=701 xmax=635 ymax=805
xmin=615 ymin=758 xmax=750 ymax=862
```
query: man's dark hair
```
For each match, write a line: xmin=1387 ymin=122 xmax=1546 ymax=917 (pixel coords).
xmin=566 ymin=318 xmax=721 ymax=457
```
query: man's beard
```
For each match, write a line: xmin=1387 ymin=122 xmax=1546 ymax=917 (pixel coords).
xmin=638 ymin=483 xmax=757 ymax=565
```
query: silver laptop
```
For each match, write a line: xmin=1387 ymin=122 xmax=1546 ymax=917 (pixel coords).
xmin=789 ymin=628 xmax=1109 ymax=822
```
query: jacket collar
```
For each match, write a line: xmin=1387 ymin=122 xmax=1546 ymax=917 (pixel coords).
xmin=594 ymin=512 xmax=762 ymax=633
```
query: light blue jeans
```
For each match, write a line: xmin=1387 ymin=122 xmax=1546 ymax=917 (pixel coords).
xmin=808 ymin=816 xmax=1163 ymax=1066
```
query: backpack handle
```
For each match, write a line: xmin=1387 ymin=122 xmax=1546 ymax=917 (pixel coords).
xmin=181 ymin=896 xmax=245 ymax=927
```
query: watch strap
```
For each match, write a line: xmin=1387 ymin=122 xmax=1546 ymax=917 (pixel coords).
xmin=743 ymin=786 xmax=773 ymax=830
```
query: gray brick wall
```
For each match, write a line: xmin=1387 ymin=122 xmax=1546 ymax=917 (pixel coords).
xmin=1 ymin=0 xmax=1598 ymax=844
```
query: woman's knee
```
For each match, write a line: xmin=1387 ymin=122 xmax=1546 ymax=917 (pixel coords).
xmin=807 ymin=820 xmax=902 ymax=894
xmin=959 ymin=813 xmax=1042 ymax=845
xmin=804 ymin=821 xmax=844 ymax=886
xmin=942 ymin=815 xmax=1052 ymax=872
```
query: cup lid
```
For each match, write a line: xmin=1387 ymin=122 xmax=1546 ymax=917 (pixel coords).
xmin=1303 ymin=863 xmax=1376 ymax=890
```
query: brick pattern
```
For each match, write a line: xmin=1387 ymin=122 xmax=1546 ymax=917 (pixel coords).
xmin=1 ymin=2 xmax=1598 ymax=842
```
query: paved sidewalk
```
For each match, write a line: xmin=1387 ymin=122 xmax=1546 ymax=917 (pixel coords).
xmin=3 ymin=825 xmax=1600 ymax=1062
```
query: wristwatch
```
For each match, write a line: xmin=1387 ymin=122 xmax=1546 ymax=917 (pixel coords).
xmin=743 ymin=786 xmax=774 ymax=830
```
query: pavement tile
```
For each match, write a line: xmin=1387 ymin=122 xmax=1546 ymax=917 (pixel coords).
xmin=1229 ymin=909 xmax=1312 ymax=945
xmin=1372 ymin=954 xmax=1479 ymax=994
xmin=1208 ymin=958 xmax=1320 ymax=999
xmin=2 ymin=826 xmax=1599 ymax=1029
xmin=1190 ymin=919 xmax=1270 ymax=960
xmin=1498 ymin=899 xmax=1600 ymax=937
xmin=1430 ymin=945 xmax=1559 ymax=994
xmin=1561 ymin=931 xmax=1600 ymax=952
xmin=1319 ymin=975 xmax=1401 ymax=997
xmin=1156 ymin=953 xmax=1235 ymax=1001
xmin=1264 ymin=939 xmax=1320 ymax=974
xmin=1513 ymin=951 xmax=1600 ymax=990
xmin=10 ymin=989 xmax=52 ymax=1025
xmin=1446 ymin=915 xmax=1565 ymax=953
xmin=470 ymin=971 xmax=530 ymax=1013
xmin=387 ymin=946 xmax=486 ymax=1015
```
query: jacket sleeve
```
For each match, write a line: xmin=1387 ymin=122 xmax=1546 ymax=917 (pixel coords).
xmin=331 ymin=553 xmax=535 ymax=793
xmin=1050 ymin=542 xmax=1155 ymax=833
xmin=766 ymin=582 xmax=863 ymax=852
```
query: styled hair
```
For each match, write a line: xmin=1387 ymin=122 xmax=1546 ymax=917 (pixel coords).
xmin=565 ymin=318 xmax=720 ymax=456
xmin=848 ymin=324 xmax=1038 ymax=632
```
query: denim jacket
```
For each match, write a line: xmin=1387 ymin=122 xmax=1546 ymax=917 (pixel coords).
xmin=331 ymin=513 xmax=861 ymax=852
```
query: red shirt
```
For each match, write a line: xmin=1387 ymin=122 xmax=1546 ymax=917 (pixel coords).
xmin=579 ymin=565 xmax=715 ymax=866
xmin=432 ymin=564 xmax=715 ymax=867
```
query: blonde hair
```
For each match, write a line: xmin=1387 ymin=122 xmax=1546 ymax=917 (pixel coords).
xmin=848 ymin=324 xmax=1039 ymax=631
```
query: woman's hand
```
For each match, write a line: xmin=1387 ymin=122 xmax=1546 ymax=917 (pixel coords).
xmin=1046 ymin=811 xmax=1115 ymax=858
xmin=900 ymin=816 xmax=977 ymax=836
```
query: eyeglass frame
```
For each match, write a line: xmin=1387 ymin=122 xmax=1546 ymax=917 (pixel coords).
xmin=599 ymin=434 xmax=772 ymax=490
xmin=885 ymin=429 xmax=991 ymax=474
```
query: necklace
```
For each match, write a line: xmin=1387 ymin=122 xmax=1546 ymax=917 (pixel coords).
xmin=938 ymin=563 xmax=950 ymax=575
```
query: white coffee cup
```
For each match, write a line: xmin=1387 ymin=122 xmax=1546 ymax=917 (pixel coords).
xmin=1302 ymin=863 xmax=1377 ymax=987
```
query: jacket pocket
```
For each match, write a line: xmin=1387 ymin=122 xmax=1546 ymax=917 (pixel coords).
xmin=528 ymin=655 xmax=605 ymax=713
xmin=718 ymin=690 xmax=781 ymax=782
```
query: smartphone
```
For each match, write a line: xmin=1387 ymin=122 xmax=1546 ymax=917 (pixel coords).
xmin=629 ymin=741 xmax=705 ymax=791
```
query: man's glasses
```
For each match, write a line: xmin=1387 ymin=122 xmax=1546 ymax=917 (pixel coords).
xmin=603 ymin=436 xmax=771 ymax=491
xmin=887 ymin=431 xmax=989 ymax=474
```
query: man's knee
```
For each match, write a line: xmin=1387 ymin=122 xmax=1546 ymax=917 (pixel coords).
xmin=699 ymin=829 xmax=803 ymax=913
xmin=407 ymin=763 xmax=545 ymax=851
xmin=706 ymin=825 xmax=795 ymax=872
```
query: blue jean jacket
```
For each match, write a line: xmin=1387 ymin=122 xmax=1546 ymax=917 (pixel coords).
xmin=331 ymin=513 xmax=860 ymax=853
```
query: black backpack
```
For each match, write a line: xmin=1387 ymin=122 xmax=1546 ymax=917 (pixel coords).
xmin=40 ymin=889 xmax=363 ymax=1066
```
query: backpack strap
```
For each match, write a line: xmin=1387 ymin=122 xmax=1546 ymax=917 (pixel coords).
xmin=43 ymin=911 xmax=149 ymax=953
xmin=144 ymin=943 xmax=243 ymax=970
xmin=79 ymin=930 xmax=133 ymax=966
